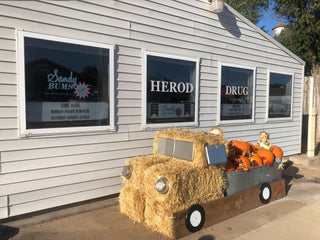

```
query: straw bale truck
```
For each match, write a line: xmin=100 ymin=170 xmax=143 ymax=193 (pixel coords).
xmin=119 ymin=128 xmax=285 ymax=239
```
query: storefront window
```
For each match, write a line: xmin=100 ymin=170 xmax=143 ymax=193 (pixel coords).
xmin=220 ymin=65 xmax=255 ymax=121
xmin=19 ymin=32 xmax=114 ymax=134
xmin=268 ymin=72 xmax=292 ymax=119
xmin=145 ymin=54 xmax=198 ymax=125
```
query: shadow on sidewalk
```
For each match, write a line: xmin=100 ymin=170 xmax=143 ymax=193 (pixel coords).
xmin=282 ymin=161 xmax=304 ymax=194
xmin=198 ymin=235 xmax=215 ymax=240
xmin=0 ymin=225 xmax=19 ymax=240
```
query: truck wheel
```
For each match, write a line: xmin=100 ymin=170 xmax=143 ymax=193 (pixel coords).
xmin=185 ymin=204 xmax=205 ymax=232
xmin=260 ymin=183 xmax=272 ymax=204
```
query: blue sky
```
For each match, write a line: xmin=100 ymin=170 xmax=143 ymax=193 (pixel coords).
xmin=257 ymin=10 xmax=280 ymax=36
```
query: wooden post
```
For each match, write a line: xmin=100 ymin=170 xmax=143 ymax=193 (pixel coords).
xmin=307 ymin=77 xmax=316 ymax=157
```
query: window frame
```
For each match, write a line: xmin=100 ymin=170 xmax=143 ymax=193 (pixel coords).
xmin=217 ymin=63 xmax=256 ymax=125
xmin=142 ymin=51 xmax=199 ymax=129
xmin=266 ymin=70 xmax=294 ymax=121
xmin=17 ymin=31 xmax=115 ymax=136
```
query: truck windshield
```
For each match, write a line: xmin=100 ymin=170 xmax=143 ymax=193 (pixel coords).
xmin=205 ymin=144 xmax=227 ymax=165
xmin=157 ymin=137 xmax=194 ymax=161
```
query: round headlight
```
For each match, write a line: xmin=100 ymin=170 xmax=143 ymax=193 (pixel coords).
xmin=122 ymin=165 xmax=133 ymax=179
xmin=155 ymin=177 xmax=170 ymax=194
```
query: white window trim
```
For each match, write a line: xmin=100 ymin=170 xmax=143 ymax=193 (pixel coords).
xmin=142 ymin=51 xmax=199 ymax=129
xmin=217 ymin=63 xmax=256 ymax=125
xmin=266 ymin=70 xmax=294 ymax=122
xmin=17 ymin=31 xmax=115 ymax=137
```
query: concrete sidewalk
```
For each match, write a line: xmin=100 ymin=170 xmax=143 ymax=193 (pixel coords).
xmin=1 ymin=155 xmax=320 ymax=240
xmin=235 ymin=197 xmax=320 ymax=240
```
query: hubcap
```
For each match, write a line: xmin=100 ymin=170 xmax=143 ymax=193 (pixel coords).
xmin=190 ymin=210 xmax=202 ymax=227
xmin=263 ymin=187 xmax=270 ymax=200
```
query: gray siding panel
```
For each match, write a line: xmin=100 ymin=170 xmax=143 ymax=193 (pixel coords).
xmin=0 ymin=0 xmax=304 ymax=218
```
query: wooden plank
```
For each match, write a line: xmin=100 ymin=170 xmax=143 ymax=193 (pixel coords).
xmin=0 ymin=73 xmax=16 ymax=85
xmin=117 ymin=90 xmax=141 ymax=100
xmin=0 ymin=207 xmax=8 ymax=219
xmin=0 ymin=96 xmax=17 ymax=107
xmin=0 ymin=4 xmax=130 ymax=38
xmin=117 ymin=82 xmax=142 ymax=92
xmin=117 ymin=64 xmax=141 ymax=75
xmin=9 ymin=176 xmax=122 ymax=205
xmin=117 ymin=107 xmax=142 ymax=116
xmin=117 ymin=73 xmax=142 ymax=83
xmin=0 ymin=118 xmax=17 ymax=129
xmin=0 ymin=132 xmax=129 ymax=152
xmin=8 ymin=184 xmax=122 ymax=217
xmin=1 ymin=138 xmax=152 ymax=163
xmin=0 ymin=107 xmax=17 ymax=118
xmin=0 ymin=50 xmax=16 ymax=62
xmin=131 ymin=22 xmax=297 ymax=65
xmin=1 ymin=146 xmax=151 ymax=173
xmin=0 ymin=61 xmax=16 ymax=74
xmin=173 ymin=179 xmax=286 ymax=239
xmin=0 ymin=168 xmax=122 ymax=195
xmin=0 ymin=164 xmax=123 ymax=186
xmin=0 ymin=196 xmax=7 ymax=208
xmin=0 ymin=84 xmax=17 ymax=96
xmin=0 ymin=39 xmax=16 ymax=52
xmin=0 ymin=26 xmax=15 ymax=39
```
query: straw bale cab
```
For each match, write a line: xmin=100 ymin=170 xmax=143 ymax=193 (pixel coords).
xmin=119 ymin=128 xmax=285 ymax=239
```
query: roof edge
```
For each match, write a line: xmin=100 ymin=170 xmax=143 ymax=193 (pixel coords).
xmin=224 ymin=4 xmax=305 ymax=66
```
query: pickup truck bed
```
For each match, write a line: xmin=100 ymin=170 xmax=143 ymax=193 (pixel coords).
xmin=173 ymin=179 xmax=286 ymax=239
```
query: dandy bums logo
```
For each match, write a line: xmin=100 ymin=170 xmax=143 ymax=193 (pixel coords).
xmin=47 ymin=69 xmax=90 ymax=99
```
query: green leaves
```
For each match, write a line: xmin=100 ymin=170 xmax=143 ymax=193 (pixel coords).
xmin=273 ymin=0 xmax=320 ymax=75
xmin=225 ymin=0 xmax=269 ymax=24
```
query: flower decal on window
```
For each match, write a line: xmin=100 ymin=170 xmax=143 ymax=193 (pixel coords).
xmin=74 ymin=82 xmax=90 ymax=99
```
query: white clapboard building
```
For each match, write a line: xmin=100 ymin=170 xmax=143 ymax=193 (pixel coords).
xmin=0 ymin=0 xmax=304 ymax=219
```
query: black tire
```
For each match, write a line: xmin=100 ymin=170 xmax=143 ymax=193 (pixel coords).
xmin=260 ymin=183 xmax=272 ymax=204
xmin=185 ymin=204 xmax=205 ymax=233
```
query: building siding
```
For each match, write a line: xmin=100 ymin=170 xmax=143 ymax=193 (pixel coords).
xmin=0 ymin=0 xmax=304 ymax=219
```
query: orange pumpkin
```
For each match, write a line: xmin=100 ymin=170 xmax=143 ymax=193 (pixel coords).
xmin=240 ymin=141 xmax=251 ymax=157
xmin=235 ymin=156 xmax=251 ymax=171
xmin=248 ymin=142 xmax=258 ymax=153
xmin=272 ymin=145 xmax=283 ymax=160
xmin=257 ymin=149 xmax=275 ymax=166
xmin=253 ymin=144 xmax=260 ymax=152
xmin=228 ymin=140 xmax=251 ymax=157
xmin=228 ymin=140 xmax=242 ymax=156
xmin=250 ymin=153 xmax=263 ymax=167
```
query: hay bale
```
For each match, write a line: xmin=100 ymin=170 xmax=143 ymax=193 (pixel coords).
xmin=144 ymin=162 xmax=226 ymax=211
xmin=143 ymin=162 xmax=226 ymax=238
xmin=120 ymin=155 xmax=170 ymax=223
xmin=144 ymin=199 xmax=176 ymax=238
xmin=119 ymin=185 xmax=145 ymax=223
xmin=123 ymin=154 xmax=170 ymax=187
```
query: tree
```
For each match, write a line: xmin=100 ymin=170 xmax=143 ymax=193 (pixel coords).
xmin=272 ymin=1 xmax=320 ymax=141
xmin=225 ymin=0 xmax=269 ymax=25
xmin=272 ymin=0 xmax=320 ymax=76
